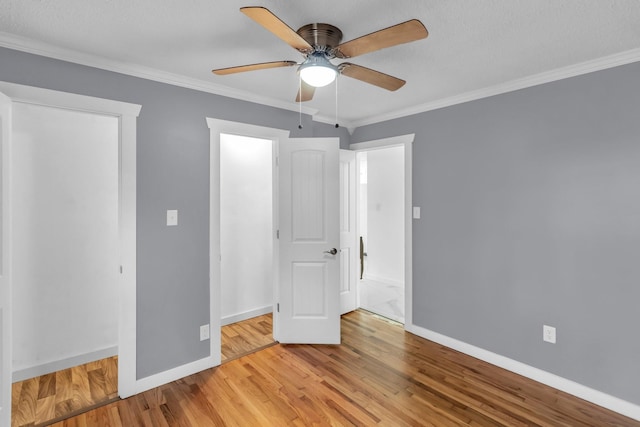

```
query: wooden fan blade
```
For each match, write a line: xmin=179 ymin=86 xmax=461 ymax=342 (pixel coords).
xmin=336 ymin=19 xmax=428 ymax=58
xmin=241 ymin=7 xmax=312 ymax=52
xmin=295 ymin=80 xmax=316 ymax=102
xmin=212 ymin=61 xmax=297 ymax=75
xmin=339 ymin=63 xmax=406 ymax=91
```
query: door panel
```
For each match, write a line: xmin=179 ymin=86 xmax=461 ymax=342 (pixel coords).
xmin=0 ymin=91 xmax=11 ymax=427
xmin=339 ymin=150 xmax=357 ymax=314
xmin=278 ymin=138 xmax=340 ymax=344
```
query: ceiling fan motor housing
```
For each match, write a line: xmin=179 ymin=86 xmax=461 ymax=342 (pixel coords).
xmin=296 ymin=23 xmax=343 ymax=57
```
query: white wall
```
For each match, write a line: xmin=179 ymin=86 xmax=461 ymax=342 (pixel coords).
xmin=12 ymin=102 xmax=119 ymax=378
xmin=220 ymin=134 xmax=273 ymax=322
xmin=364 ymin=146 xmax=405 ymax=284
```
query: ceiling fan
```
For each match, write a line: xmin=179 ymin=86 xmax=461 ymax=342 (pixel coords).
xmin=212 ymin=7 xmax=429 ymax=102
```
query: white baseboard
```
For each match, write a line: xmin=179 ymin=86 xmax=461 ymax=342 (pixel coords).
xmin=405 ymin=323 xmax=640 ymax=422
xmin=221 ymin=305 xmax=272 ymax=326
xmin=135 ymin=355 xmax=217 ymax=395
xmin=12 ymin=346 xmax=118 ymax=382
xmin=361 ymin=274 xmax=404 ymax=288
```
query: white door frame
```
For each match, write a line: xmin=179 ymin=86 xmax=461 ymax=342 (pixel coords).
xmin=207 ymin=118 xmax=290 ymax=354
xmin=0 ymin=90 xmax=12 ymax=427
xmin=339 ymin=149 xmax=358 ymax=315
xmin=0 ymin=81 xmax=140 ymax=400
xmin=350 ymin=134 xmax=414 ymax=327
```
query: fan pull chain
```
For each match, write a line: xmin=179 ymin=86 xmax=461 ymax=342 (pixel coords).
xmin=335 ymin=74 xmax=339 ymax=128
xmin=298 ymin=75 xmax=303 ymax=129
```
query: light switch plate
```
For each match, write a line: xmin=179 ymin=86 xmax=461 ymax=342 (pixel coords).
xmin=167 ymin=209 xmax=178 ymax=226
xmin=413 ymin=206 xmax=421 ymax=219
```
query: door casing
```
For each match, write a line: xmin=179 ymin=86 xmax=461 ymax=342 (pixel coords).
xmin=0 ymin=89 xmax=12 ymax=427
xmin=207 ymin=118 xmax=288 ymax=351
xmin=0 ymin=81 xmax=141 ymax=408
xmin=350 ymin=134 xmax=414 ymax=327
xmin=339 ymin=149 xmax=358 ymax=315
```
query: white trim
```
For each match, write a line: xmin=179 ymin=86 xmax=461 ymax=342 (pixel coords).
xmin=0 ymin=91 xmax=13 ymax=427
xmin=5 ymin=35 xmax=640 ymax=134
xmin=312 ymin=113 xmax=356 ymax=135
xmin=135 ymin=356 xmax=216 ymax=395
xmin=0 ymin=81 xmax=141 ymax=118
xmin=349 ymin=134 xmax=415 ymax=151
xmin=3 ymin=33 xmax=639 ymax=132
xmin=350 ymin=134 xmax=414 ymax=327
xmin=360 ymin=274 xmax=404 ymax=288
xmin=350 ymin=48 xmax=640 ymax=129
xmin=12 ymin=347 xmax=118 ymax=382
xmin=0 ymin=81 xmax=140 ymax=401
xmin=404 ymin=141 xmax=413 ymax=328
xmin=0 ymin=32 xmax=319 ymax=119
xmin=221 ymin=306 xmax=273 ymax=327
xmin=406 ymin=323 xmax=640 ymax=422
xmin=206 ymin=118 xmax=290 ymax=365
xmin=117 ymin=102 xmax=139 ymax=399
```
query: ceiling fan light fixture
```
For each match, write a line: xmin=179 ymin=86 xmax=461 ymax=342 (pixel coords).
xmin=298 ymin=53 xmax=338 ymax=87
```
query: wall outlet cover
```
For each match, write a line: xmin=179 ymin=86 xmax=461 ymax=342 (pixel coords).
xmin=543 ymin=325 xmax=556 ymax=344
xmin=200 ymin=324 xmax=210 ymax=341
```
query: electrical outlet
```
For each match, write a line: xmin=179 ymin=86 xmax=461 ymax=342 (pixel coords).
xmin=543 ymin=325 xmax=556 ymax=344
xmin=200 ymin=324 xmax=210 ymax=341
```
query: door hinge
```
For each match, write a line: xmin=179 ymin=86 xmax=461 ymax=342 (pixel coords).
xmin=277 ymin=303 xmax=280 ymax=313
xmin=276 ymin=156 xmax=279 ymax=167
xmin=120 ymin=265 xmax=123 ymax=274
xmin=276 ymin=229 xmax=279 ymax=239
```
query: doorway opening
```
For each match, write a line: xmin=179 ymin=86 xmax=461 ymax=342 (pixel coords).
xmin=219 ymin=133 xmax=276 ymax=362
xmin=11 ymin=102 xmax=120 ymax=426
xmin=356 ymin=146 xmax=405 ymax=323
xmin=209 ymin=119 xmax=342 ymax=351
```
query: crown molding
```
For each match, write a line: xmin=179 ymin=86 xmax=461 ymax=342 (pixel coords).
xmin=311 ymin=113 xmax=356 ymax=134
xmin=3 ymin=32 xmax=639 ymax=132
xmin=350 ymin=47 xmax=640 ymax=129
xmin=0 ymin=31 xmax=320 ymax=117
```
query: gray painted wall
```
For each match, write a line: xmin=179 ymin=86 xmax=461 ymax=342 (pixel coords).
xmin=3 ymin=44 xmax=639 ymax=406
xmin=352 ymin=62 xmax=640 ymax=404
xmin=0 ymin=47 xmax=349 ymax=379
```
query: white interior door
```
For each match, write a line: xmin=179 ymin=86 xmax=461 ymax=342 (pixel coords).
xmin=339 ymin=150 xmax=357 ymax=314
xmin=277 ymin=137 xmax=340 ymax=344
xmin=0 ymin=91 xmax=12 ymax=427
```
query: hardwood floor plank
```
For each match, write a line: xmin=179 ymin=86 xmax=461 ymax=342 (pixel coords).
xmin=70 ymin=364 xmax=93 ymax=410
xmin=12 ymin=377 xmax=38 ymax=427
xmin=36 ymin=373 xmax=56 ymax=400
xmin=34 ymin=395 xmax=56 ymax=425
xmin=87 ymin=368 xmax=107 ymax=402
xmin=55 ymin=368 xmax=74 ymax=405
xmin=99 ymin=356 xmax=119 ymax=399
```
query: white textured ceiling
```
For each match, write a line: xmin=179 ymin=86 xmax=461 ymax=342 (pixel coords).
xmin=2 ymin=1 xmax=640 ymax=128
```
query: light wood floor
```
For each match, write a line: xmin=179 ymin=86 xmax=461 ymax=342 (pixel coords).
xmin=11 ymin=356 xmax=119 ymax=427
xmin=11 ymin=314 xmax=275 ymax=426
xmin=221 ymin=313 xmax=275 ymax=363
xmin=43 ymin=310 xmax=638 ymax=426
